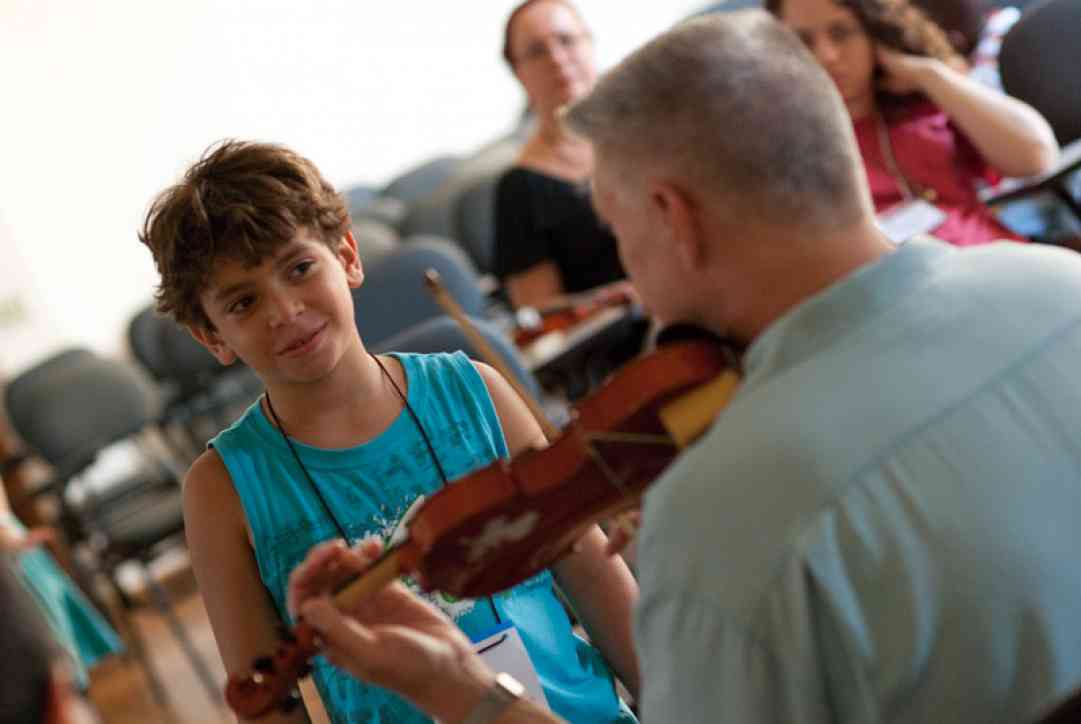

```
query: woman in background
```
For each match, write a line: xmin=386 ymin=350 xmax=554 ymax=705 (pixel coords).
xmin=768 ymin=0 xmax=1058 ymax=246
xmin=494 ymin=0 xmax=630 ymax=310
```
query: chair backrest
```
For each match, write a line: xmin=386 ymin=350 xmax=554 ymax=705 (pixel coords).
xmin=999 ymin=0 xmax=1081 ymax=145
xmin=128 ymin=305 xmax=223 ymax=399
xmin=372 ymin=314 xmax=543 ymax=401
xmin=4 ymin=349 xmax=158 ymax=470
xmin=455 ymin=171 xmax=502 ymax=275
xmin=353 ymin=237 xmax=488 ymax=348
xmin=342 ymin=184 xmax=377 ymax=214
xmin=382 ymin=155 xmax=463 ymax=205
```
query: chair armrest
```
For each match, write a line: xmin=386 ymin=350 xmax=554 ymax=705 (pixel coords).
xmin=12 ymin=451 xmax=100 ymax=502
xmin=981 ymin=138 xmax=1081 ymax=206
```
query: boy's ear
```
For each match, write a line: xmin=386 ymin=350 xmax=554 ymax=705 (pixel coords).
xmin=188 ymin=324 xmax=238 ymax=366
xmin=339 ymin=230 xmax=364 ymax=289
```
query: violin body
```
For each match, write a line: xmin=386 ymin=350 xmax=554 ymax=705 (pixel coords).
xmin=226 ymin=333 xmax=739 ymax=719
xmin=411 ymin=338 xmax=730 ymax=597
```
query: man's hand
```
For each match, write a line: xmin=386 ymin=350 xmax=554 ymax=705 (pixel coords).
xmin=287 ymin=539 xmax=495 ymax=722
xmin=604 ymin=511 xmax=641 ymax=557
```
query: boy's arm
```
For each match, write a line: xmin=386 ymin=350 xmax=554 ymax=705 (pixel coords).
xmin=551 ymin=528 xmax=640 ymax=699
xmin=472 ymin=363 xmax=641 ymax=699
xmin=184 ymin=450 xmax=313 ymax=724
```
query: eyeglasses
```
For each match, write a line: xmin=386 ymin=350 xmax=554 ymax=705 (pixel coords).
xmin=515 ymin=31 xmax=590 ymax=66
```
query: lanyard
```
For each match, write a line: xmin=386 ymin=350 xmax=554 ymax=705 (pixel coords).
xmin=875 ymin=113 xmax=938 ymax=203
xmin=265 ymin=353 xmax=501 ymax=622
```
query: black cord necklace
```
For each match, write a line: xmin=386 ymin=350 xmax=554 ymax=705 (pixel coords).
xmin=264 ymin=353 xmax=500 ymax=621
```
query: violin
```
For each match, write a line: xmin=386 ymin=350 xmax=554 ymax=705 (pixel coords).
xmin=513 ymin=288 xmax=636 ymax=348
xmin=224 ymin=279 xmax=742 ymax=720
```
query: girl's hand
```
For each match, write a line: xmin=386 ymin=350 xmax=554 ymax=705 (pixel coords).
xmin=875 ymin=46 xmax=935 ymax=95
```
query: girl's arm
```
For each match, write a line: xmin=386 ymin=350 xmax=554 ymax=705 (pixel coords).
xmin=184 ymin=451 xmax=312 ymax=724
xmin=474 ymin=363 xmax=641 ymax=699
xmin=877 ymin=47 xmax=1059 ymax=177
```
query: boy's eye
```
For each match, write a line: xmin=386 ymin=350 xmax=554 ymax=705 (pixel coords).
xmin=227 ymin=296 xmax=254 ymax=315
xmin=292 ymin=260 xmax=315 ymax=277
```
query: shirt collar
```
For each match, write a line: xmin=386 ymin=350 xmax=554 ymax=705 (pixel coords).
xmin=742 ymin=237 xmax=954 ymax=385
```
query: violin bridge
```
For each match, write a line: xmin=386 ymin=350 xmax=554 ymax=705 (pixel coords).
xmin=658 ymin=371 xmax=740 ymax=448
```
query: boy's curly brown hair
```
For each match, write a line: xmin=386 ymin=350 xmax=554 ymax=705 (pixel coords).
xmin=139 ymin=140 xmax=350 ymax=330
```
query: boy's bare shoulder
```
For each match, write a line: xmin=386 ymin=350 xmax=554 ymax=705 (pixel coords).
xmin=183 ymin=448 xmax=243 ymax=526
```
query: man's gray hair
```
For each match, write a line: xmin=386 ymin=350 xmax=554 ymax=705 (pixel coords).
xmin=565 ymin=10 xmax=871 ymax=229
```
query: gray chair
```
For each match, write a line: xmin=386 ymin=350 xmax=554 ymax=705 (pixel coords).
xmin=455 ymin=171 xmax=502 ymax=275
xmin=128 ymin=305 xmax=261 ymax=463
xmin=398 ymin=189 xmax=465 ymax=241
xmin=382 ymin=155 xmax=463 ymax=205
xmin=373 ymin=314 xmax=545 ymax=405
xmin=982 ymin=0 xmax=1081 ymax=230
xmin=4 ymin=348 xmax=221 ymax=711
xmin=353 ymin=237 xmax=489 ymax=348
xmin=1034 ymin=685 xmax=1081 ymax=724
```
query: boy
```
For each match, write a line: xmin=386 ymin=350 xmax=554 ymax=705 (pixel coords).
xmin=138 ymin=140 xmax=639 ymax=724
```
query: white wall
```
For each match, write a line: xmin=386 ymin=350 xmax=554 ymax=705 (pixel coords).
xmin=0 ymin=0 xmax=704 ymax=376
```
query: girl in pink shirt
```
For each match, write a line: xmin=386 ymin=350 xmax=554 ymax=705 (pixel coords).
xmin=768 ymin=0 xmax=1059 ymax=246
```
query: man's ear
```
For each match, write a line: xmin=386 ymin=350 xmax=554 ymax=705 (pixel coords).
xmin=650 ymin=180 xmax=706 ymax=272
xmin=339 ymin=230 xmax=364 ymax=289
xmin=188 ymin=323 xmax=238 ymax=366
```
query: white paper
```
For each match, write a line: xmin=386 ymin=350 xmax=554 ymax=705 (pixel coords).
xmin=877 ymin=199 xmax=948 ymax=244
xmin=471 ymin=622 xmax=551 ymax=711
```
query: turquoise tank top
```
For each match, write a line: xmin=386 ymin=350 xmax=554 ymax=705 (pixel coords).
xmin=211 ymin=352 xmax=633 ymax=724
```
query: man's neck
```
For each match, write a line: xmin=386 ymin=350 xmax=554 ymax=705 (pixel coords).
xmin=707 ymin=219 xmax=894 ymax=346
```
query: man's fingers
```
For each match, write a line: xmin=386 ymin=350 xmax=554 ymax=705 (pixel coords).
xmin=288 ymin=540 xmax=350 ymax=616
xmin=302 ymin=597 xmax=379 ymax=678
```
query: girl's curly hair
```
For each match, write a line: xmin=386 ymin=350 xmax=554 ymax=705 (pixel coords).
xmin=766 ymin=0 xmax=965 ymax=107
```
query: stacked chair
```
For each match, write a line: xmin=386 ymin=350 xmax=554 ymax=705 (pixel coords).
xmin=982 ymin=0 xmax=1081 ymax=241
xmin=3 ymin=347 xmax=220 ymax=712
xmin=128 ymin=304 xmax=262 ymax=465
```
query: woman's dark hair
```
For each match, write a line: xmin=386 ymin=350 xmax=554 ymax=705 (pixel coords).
xmin=765 ymin=0 xmax=963 ymax=107
xmin=502 ymin=0 xmax=586 ymax=67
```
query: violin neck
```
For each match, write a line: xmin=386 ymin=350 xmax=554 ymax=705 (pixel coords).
xmin=332 ymin=547 xmax=404 ymax=611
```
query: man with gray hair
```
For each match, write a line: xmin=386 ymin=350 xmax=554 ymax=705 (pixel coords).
xmin=283 ymin=10 xmax=1081 ymax=723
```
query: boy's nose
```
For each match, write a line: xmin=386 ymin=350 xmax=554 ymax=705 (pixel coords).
xmin=265 ymin=290 xmax=303 ymax=327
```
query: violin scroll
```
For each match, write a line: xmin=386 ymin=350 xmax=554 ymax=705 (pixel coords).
xmin=225 ymin=622 xmax=319 ymax=719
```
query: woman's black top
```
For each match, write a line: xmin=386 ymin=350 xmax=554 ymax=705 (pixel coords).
xmin=494 ymin=167 xmax=626 ymax=295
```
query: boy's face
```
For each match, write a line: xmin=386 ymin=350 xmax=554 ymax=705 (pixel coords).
xmin=191 ymin=229 xmax=364 ymax=388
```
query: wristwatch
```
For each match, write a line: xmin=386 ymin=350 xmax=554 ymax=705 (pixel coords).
xmin=460 ymin=672 xmax=526 ymax=724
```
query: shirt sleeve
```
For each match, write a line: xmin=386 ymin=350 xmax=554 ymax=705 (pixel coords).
xmin=493 ymin=169 xmax=553 ymax=281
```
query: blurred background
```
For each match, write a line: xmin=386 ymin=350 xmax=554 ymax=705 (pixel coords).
xmin=0 ymin=0 xmax=703 ymax=372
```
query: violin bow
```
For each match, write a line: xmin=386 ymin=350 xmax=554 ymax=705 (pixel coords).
xmin=424 ymin=270 xmax=560 ymax=442
xmin=424 ymin=270 xmax=643 ymax=538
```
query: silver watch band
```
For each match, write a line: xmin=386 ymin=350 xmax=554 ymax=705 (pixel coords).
xmin=460 ymin=672 xmax=526 ymax=724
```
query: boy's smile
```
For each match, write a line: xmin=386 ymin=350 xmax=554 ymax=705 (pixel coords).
xmin=191 ymin=230 xmax=364 ymax=388
xmin=276 ymin=321 xmax=329 ymax=358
